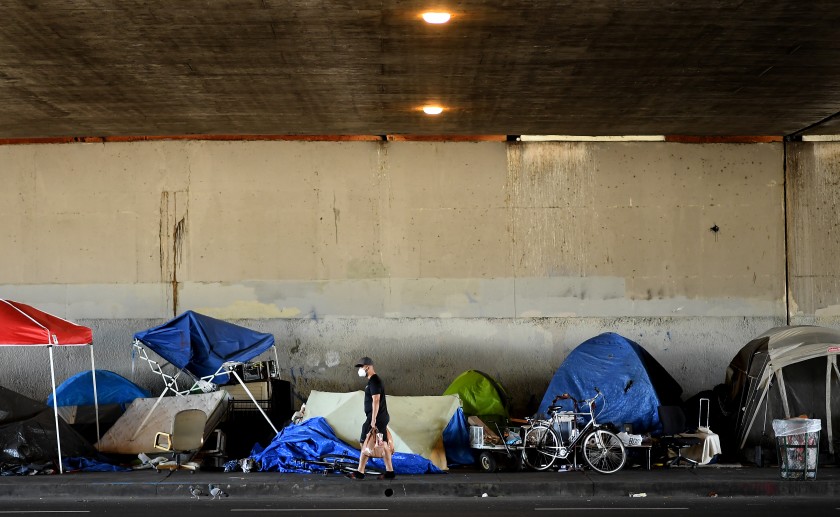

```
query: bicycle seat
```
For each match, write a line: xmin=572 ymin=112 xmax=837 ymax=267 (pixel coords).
xmin=548 ymin=405 xmax=573 ymax=414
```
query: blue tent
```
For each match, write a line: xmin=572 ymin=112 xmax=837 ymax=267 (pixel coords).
xmin=537 ymin=332 xmax=683 ymax=435
xmin=47 ymin=370 xmax=150 ymax=409
xmin=133 ymin=311 xmax=275 ymax=383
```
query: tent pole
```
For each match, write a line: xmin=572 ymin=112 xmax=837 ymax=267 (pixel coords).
xmin=90 ymin=344 xmax=100 ymax=444
xmin=775 ymin=369 xmax=791 ymax=418
xmin=740 ymin=379 xmax=770 ymax=450
xmin=827 ymin=357 xmax=838 ymax=456
xmin=48 ymin=345 xmax=64 ymax=474
xmin=229 ymin=368 xmax=279 ymax=435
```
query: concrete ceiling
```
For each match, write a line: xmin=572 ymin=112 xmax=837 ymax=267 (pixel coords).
xmin=3 ymin=1 xmax=840 ymax=139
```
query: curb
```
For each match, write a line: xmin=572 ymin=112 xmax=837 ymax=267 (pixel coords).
xmin=0 ymin=469 xmax=837 ymax=501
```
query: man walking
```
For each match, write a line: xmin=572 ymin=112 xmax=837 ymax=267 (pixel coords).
xmin=347 ymin=356 xmax=395 ymax=479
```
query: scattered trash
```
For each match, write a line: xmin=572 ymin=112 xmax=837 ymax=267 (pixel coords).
xmin=481 ymin=493 xmax=488 ymax=498
xmin=133 ymin=453 xmax=165 ymax=470
xmin=292 ymin=404 xmax=307 ymax=424
xmin=708 ymin=491 xmax=718 ymax=498
xmin=617 ymin=432 xmax=643 ymax=446
xmin=239 ymin=457 xmax=256 ymax=473
xmin=629 ymin=492 xmax=647 ymax=498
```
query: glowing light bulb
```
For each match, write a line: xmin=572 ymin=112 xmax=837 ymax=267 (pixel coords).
xmin=422 ymin=12 xmax=451 ymax=24
xmin=423 ymin=106 xmax=444 ymax=115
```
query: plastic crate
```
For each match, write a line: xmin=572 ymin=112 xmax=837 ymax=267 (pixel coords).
xmin=469 ymin=425 xmax=485 ymax=447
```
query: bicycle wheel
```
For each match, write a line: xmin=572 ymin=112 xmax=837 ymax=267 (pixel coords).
xmin=581 ymin=429 xmax=626 ymax=474
xmin=522 ymin=424 xmax=559 ymax=471
xmin=319 ymin=454 xmax=383 ymax=476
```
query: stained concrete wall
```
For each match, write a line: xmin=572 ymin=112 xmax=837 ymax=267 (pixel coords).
xmin=0 ymin=140 xmax=790 ymax=413
xmin=787 ymin=141 xmax=840 ymax=327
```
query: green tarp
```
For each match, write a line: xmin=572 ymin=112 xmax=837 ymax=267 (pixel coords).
xmin=443 ymin=370 xmax=509 ymax=419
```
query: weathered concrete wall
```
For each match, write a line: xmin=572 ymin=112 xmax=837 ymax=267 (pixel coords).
xmin=787 ymin=141 xmax=840 ymax=327
xmin=0 ymin=140 xmax=788 ymax=413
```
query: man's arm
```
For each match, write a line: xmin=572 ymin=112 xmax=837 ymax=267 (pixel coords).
xmin=371 ymin=393 xmax=380 ymax=429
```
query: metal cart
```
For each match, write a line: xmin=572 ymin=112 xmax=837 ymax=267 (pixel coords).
xmin=469 ymin=421 xmax=526 ymax=472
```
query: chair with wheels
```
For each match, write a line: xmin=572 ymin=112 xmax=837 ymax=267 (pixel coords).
xmin=657 ymin=405 xmax=701 ymax=468
xmin=153 ymin=409 xmax=208 ymax=472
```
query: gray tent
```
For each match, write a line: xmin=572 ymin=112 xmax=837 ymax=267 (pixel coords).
xmin=725 ymin=326 xmax=840 ymax=461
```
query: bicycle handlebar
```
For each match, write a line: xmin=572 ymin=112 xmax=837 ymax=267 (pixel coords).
xmin=551 ymin=388 xmax=602 ymax=406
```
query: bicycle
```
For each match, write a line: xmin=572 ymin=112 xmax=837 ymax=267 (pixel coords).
xmin=293 ymin=453 xmax=383 ymax=477
xmin=522 ymin=387 xmax=627 ymax=474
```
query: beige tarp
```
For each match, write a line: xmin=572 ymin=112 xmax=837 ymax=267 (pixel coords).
xmin=303 ymin=390 xmax=460 ymax=470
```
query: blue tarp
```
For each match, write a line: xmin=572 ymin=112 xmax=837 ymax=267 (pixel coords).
xmin=47 ymin=370 xmax=150 ymax=409
xmin=133 ymin=311 xmax=275 ymax=383
xmin=537 ymin=332 xmax=683 ymax=435
xmin=442 ymin=408 xmax=474 ymax=466
xmin=252 ymin=417 xmax=442 ymax=474
xmin=62 ymin=457 xmax=132 ymax=473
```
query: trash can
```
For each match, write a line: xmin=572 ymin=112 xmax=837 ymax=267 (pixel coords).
xmin=772 ymin=418 xmax=821 ymax=480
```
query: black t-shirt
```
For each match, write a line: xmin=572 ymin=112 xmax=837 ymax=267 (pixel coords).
xmin=364 ymin=374 xmax=389 ymax=420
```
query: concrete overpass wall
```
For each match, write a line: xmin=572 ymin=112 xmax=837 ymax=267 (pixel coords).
xmin=0 ymin=140 xmax=795 ymax=412
xmin=787 ymin=142 xmax=840 ymax=327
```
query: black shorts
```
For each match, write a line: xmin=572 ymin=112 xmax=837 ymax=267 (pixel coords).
xmin=360 ymin=415 xmax=390 ymax=444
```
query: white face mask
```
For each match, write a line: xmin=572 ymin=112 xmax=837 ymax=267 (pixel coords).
xmin=358 ymin=367 xmax=367 ymax=377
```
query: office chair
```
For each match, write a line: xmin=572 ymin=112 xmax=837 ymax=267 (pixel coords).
xmin=153 ymin=409 xmax=208 ymax=472
xmin=657 ymin=405 xmax=701 ymax=468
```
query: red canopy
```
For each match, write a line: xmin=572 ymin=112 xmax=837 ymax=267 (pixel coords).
xmin=0 ymin=299 xmax=92 ymax=346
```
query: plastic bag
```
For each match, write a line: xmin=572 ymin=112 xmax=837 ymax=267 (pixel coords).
xmin=772 ymin=418 xmax=821 ymax=437
xmin=362 ymin=429 xmax=394 ymax=458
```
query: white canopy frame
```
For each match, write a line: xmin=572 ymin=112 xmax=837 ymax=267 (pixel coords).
xmin=130 ymin=339 xmax=280 ymax=442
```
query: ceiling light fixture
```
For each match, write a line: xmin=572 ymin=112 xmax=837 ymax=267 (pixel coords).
xmin=422 ymin=105 xmax=444 ymax=115
xmin=422 ymin=12 xmax=451 ymax=24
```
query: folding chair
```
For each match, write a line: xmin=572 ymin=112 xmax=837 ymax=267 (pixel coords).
xmin=657 ymin=405 xmax=701 ymax=467
xmin=153 ymin=409 xmax=208 ymax=472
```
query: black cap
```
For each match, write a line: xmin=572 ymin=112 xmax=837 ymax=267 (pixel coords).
xmin=354 ymin=356 xmax=374 ymax=367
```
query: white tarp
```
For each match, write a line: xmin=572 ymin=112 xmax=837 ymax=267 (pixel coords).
xmin=303 ymin=390 xmax=460 ymax=470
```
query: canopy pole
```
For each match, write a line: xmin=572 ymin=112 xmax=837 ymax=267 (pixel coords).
xmin=48 ymin=345 xmax=64 ymax=474
xmin=229 ymin=368 xmax=279 ymax=435
xmin=90 ymin=344 xmax=101 ymax=445
xmin=130 ymin=386 xmax=170 ymax=442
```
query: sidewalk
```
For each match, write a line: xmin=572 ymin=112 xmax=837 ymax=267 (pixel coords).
xmin=0 ymin=464 xmax=837 ymax=501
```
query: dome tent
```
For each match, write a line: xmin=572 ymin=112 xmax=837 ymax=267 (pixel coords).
xmin=537 ymin=332 xmax=683 ymax=435
xmin=444 ymin=370 xmax=510 ymax=420
xmin=48 ymin=369 xmax=150 ymax=409
xmin=725 ymin=325 xmax=840 ymax=464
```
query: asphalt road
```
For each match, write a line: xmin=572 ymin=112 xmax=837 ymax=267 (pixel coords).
xmin=0 ymin=497 xmax=837 ymax=516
